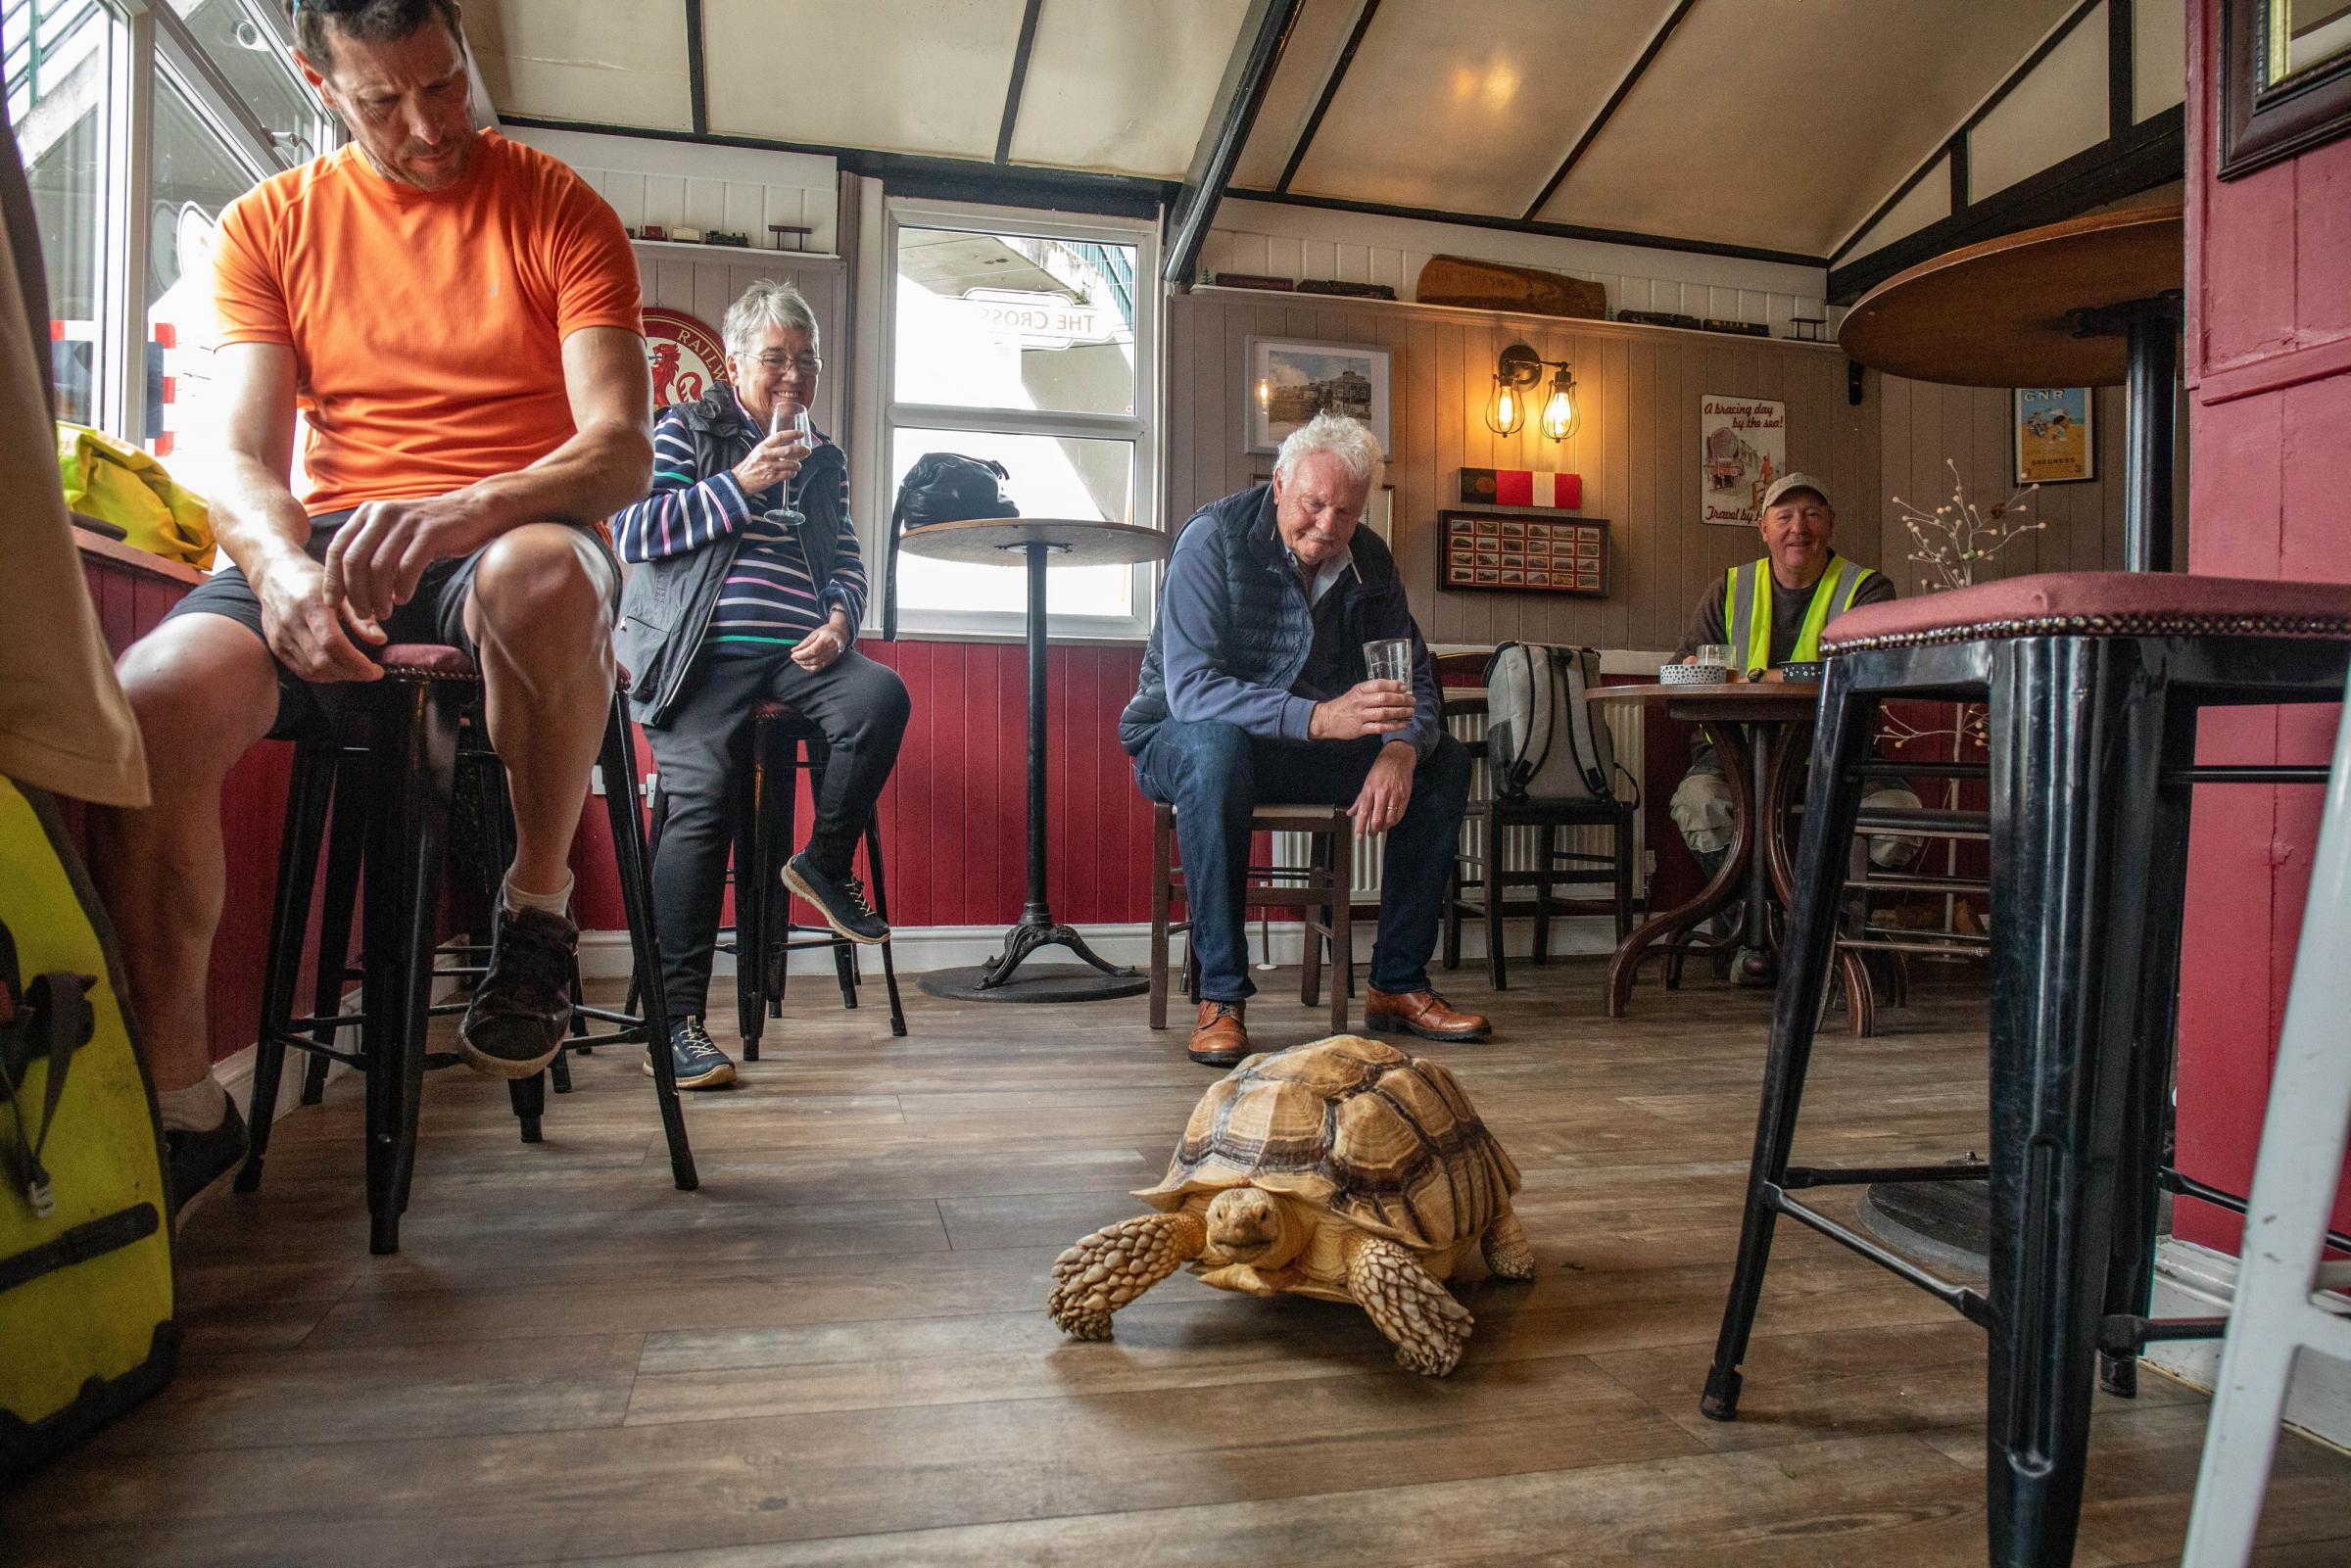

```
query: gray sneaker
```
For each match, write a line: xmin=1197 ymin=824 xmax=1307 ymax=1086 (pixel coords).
xmin=783 ymin=852 xmax=888 ymax=944
xmin=647 ymin=1017 xmax=738 ymax=1090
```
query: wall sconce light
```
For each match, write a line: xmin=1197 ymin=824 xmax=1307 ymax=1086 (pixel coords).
xmin=1485 ymin=342 xmax=1581 ymax=443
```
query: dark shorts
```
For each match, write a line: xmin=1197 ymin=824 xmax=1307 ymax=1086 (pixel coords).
xmin=160 ymin=507 xmax=620 ymax=740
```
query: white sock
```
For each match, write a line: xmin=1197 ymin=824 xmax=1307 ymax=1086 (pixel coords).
xmin=503 ymin=872 xmax=574 ymax=920
xmin=158 ymin=1076 xmax=230 ymax=1135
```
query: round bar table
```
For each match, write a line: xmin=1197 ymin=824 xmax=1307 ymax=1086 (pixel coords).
xmin=898 ymin=517 xmax=1171 ymax=1003
xmin=1840 ymin=205 xmax=2183 ymax=571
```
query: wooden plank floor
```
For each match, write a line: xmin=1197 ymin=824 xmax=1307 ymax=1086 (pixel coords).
xmin=7 ymin=959 xmax=2348 ymax=1566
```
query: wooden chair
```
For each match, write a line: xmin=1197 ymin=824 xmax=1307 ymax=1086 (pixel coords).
xmin=1148 ymin=802 xmax=1351 ymax=1034
xmin=1434 ymin=650 xmax=1638 ymax=989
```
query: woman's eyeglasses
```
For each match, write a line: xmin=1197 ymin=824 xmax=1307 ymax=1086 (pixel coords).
xmin=751 ymin=353 xmax=822 ymax=375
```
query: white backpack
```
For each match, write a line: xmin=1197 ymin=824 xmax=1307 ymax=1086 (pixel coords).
xmin=1482 ymin=642 xmax=1621 ymax=802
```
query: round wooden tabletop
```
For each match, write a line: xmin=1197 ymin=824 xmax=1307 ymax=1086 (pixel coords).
xmin=896 ymin=517 xmax=1172 ymax=568
xmin=1838 ymin=206 xmax=2183 ymax=387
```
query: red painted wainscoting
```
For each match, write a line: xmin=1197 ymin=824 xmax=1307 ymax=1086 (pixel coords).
xmin=2176 ymin=0 xmax=2351 ymax=1251
xmin=570 ymin=641 xmax=1162 ymax=936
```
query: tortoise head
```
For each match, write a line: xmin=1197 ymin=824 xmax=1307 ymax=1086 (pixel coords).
xmin=1203 ymin=1187 xmax=1306 ymax=1269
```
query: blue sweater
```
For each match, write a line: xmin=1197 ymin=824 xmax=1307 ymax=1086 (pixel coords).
xmin=1121 ymin=484 xmax=1439 ymax=759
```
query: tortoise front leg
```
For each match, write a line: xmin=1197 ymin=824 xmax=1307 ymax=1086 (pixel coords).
xmin=1345 ymin=1234 xmax=1474 ymax=1376
xmin=1048 ymin=1211 xmax=1208 ymax=1341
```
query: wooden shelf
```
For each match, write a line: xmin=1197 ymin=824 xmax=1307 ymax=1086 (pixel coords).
xmin=630 ymin=238 xmax=840 ymax=264
xmin=1190 ymin=284 xmax=1840 ymax=352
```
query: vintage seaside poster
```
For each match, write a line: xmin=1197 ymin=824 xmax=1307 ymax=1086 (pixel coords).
xmin=1701 ymin=395 xmax=1787 ymax=527
xmin=2014 ymin=387 xmax=2094 ymax=483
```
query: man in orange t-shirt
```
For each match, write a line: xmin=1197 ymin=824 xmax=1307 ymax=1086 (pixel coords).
xmin=93 ymin=0 xmax=653 ymax=1211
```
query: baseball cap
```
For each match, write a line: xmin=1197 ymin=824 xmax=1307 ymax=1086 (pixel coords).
xmin=1760 ymin=472 xmax=1832 ymax=511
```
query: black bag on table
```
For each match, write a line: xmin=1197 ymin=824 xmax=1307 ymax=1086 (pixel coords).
xmin=883 ymin=453 xmax=1018 ymax=641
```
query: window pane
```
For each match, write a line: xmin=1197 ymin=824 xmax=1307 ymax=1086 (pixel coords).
xmin=893 ymin=227 xmax=1136 ymax=417
xmin=146 ymin=75 xmax=263 ymax=458
xmin=8 ymin=0 xmax=113 ymax=427
xmin=888 ymin=428 xmax=1135 ymax=620
xmin=169 ymin=0 xmax=317 ymax=155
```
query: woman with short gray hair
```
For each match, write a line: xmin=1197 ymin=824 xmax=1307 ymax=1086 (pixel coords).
xmin=610 ymin=278 xmax=910 ymax=1090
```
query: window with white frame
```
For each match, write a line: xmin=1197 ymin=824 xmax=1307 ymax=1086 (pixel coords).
xmin=4 ymin=0 xmax=317 ymax=454
xmin=881 ymin=199 xmax=1159 ymax=639
xmin=8 ymin=0 xmax=119 ymax=429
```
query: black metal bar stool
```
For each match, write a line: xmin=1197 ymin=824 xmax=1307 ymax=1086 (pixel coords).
xmin=630 ymin=698 xmax=906 ymax=1054
xmin=233 ymin=644 xmax=697 ymax=1254
xmin=1700 ymin=572 xmax=2351 ymax=1568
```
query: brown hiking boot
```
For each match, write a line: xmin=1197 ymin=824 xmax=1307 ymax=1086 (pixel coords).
xmin=1364 ymin=986 xmax=1492 ymax=1042
xmin=1188 ymin=999 xmax=1251 ymax=1068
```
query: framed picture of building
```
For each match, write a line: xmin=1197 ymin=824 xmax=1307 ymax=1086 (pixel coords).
xmin=2014 ymin=387 xmax=2095 ymax=483
xmin=1246 ymin=337 xmax=1391 ymax=453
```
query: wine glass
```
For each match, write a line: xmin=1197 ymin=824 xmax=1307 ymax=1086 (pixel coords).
xmin=768 ymin=401 xmax=814 ymax=527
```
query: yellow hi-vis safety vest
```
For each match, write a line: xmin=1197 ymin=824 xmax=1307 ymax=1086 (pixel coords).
xmin=1724 ymin=554 xmax=1874 ymax=675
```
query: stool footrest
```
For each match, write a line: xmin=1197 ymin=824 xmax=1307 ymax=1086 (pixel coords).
xmin=2104 ymin=1312 xmax=2230 ymax=1351
xmin=1782 ymin=1162 xmax=1989 ymax=1189
xmin=2163 ymin=1167 xmax=2351 ymax=1254
xmin=1852 ymin=806 xmax=1990 ymax=836
xmin=1768 ymin=1186 xmax=1992 ymax=1327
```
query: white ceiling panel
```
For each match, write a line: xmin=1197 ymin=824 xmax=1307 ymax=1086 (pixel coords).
xmin=1006 ymin=0 xmax=1251 ymax=178
xmin=1228 ymin=0 xmax=1373 ymax=192
xmin=702 ymin=0 xmax=1026 ymax=160
xmin=470 ymin=0 xmax=693 ymax=131
xmin=1285 ymin=0 xmax=1681 ymax=216
xmin=1535 ymin=0 xmax=2076 ymax=257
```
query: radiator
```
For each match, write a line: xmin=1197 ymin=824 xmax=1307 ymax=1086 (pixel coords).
xmin=1272 ymin=701 xmax=1648 ymax=901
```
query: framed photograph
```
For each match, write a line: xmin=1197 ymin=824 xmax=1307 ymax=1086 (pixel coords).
xmin=1437 ymin=510 xmax=1608 ymax=596
xmin=1246 ymin=336 xmax=1391 ymax=454
xmin=2014 ymin=387 xmax=2095 ymax=484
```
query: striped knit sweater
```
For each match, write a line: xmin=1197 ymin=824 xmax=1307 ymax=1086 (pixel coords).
xmin=610 ymin=390 xmax=866 ymax=649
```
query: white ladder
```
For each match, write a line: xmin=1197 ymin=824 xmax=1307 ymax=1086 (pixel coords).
xmin=2181 ymin=670 xmax=2351 ymax=1565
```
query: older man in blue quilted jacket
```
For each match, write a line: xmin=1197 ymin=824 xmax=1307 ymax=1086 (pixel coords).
xmin=1121 ymin=413 xmax=1485 ymax=1068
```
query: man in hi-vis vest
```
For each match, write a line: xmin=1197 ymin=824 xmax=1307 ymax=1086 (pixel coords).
xmin=1667 ymin=473 xmax=1921 ymax=975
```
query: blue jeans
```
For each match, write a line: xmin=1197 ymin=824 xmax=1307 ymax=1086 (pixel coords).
xmin=1134 ymin=719 xmax=1471 ymax=1003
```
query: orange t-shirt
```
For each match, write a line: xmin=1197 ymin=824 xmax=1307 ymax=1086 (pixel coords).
xmin=212 ymin=129 xmax=642 ymax=517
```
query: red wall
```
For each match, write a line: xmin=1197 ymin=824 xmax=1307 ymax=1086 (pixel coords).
xmin=2176 ymin=0 xmax=2351 ymax=1250
xmin=570 ymin=641 xmax=1162 ymax=937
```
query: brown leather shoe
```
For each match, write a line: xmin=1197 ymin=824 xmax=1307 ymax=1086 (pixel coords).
xmin=1364 ymin=986 xmax=1492 ymax=1042
xmin=1188 ymin=999 xmax=1251 ymax=1067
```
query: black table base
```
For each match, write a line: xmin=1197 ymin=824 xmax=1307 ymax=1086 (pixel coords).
xmin=918 ymin=956 xmax=1149 ymax=1005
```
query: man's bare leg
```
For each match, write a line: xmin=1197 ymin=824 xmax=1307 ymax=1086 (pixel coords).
xmin=90 ymin=616 xmax=282 ymax=1096
xmin=462 ymin=524 xmax=614 ymax=895
xmin=454 ymin=524 xmax=614 ymax=1076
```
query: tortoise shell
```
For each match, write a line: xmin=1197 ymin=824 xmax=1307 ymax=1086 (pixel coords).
xmin=1135 ymin=1034 xmax=1521 ymax=1252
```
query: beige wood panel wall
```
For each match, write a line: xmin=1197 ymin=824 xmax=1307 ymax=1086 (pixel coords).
xmin=633 ymin=247 xmax=850 ymax=435
xmin=1165 ymin=289 xmax=1875 ymax=653
xmin=1870 ymin=378 xmax=2175 ymax=593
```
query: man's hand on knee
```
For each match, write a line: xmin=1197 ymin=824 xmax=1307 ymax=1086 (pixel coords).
xmin=1311 ymin=679 xmax=1414 ymax=741
xmin=1348 ymin=740 xmax=1416 ymax=839
xmin=254 ymin=555 xmax=384 ymax=684
xmin=325 ymin=492 xmax=499 ymax=623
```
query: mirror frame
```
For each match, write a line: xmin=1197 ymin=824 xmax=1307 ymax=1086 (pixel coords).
xmin=2221 ymin=0 xmax=2351 ymax=178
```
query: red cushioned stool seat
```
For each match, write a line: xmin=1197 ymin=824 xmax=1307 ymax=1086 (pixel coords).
xmin=1822 ymin=571 xmax=2351 ymax=654
xmin=373 ymin=643 xmax=483 ymax=678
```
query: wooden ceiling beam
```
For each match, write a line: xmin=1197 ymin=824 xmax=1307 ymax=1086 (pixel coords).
xmin=1519 ymin=0 xmax=1699 ymax=222
xmin=1163 ymin=0 xmax=1306 ymax=289
xmin=684 ymin=0 xmax=707 ymax=136
xmin=993 ymin=0 xmax=1046 ymax=165
xmin=1273 ymin=0 xmax=1380 ymax=195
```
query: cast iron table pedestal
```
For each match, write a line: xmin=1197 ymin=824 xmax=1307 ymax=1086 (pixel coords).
xmin=897 ymin=517 xmax=1172 ymax=1003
